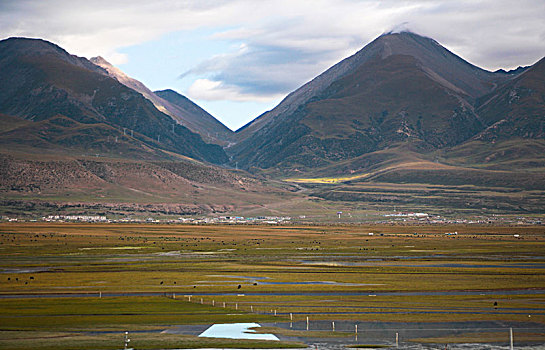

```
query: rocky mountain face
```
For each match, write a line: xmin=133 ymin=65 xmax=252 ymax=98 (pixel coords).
xmin=90 ymin=57 xmax=234 ymax=145
xmin=0 ymin=37 xmax=228 ymax=164
xmin=229 ymin=31 xmax=535 ymax=172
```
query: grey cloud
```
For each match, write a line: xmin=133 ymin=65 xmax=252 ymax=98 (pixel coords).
xmin=179 ymin=0 xmax=545 ymax=100
xmin=1 ymin=0 xmax=544 ymax=101
xmin=181 ymin=42 xmax=343 ymax=97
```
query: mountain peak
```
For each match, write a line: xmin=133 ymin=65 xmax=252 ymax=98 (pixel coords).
xmin=90 ymin=56 xmax=129 ymax=82
xmin=383 ymin=22 xmax=414 ymax=35
xmin=235 ymin=31 xmax=499 ymax=144
xmin=373 ymin=30 xmax=441 ymax=53
xmin=89 ymin=56 xmax=111 ymax=67
xmin=0 ymin=37 xmax=105 ymax=76
xmin=0 ymin=37 xmax=71 ymax=59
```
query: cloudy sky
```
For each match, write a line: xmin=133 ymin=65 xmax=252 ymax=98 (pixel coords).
xmin=2 ymin=0 xmax=545 ymax=130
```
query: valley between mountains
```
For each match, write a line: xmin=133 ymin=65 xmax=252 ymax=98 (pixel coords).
xmin=1 ymin=31 xmax=544 ymax=219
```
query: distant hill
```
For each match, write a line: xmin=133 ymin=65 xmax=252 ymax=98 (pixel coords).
xmin=90 ymin=56 xmax=234 ymax=145
xmin=475 ymin=57 xmax=545 ymax=142
xmin=0 ymin=37 xmax=228 ymax=164
xmin=0 ymin=149 xmax=298 ymax=217
xmin=154 ymin=89 xmax=234 ymax=145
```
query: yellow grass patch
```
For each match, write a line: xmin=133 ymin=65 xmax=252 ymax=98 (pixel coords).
xmin=285 ymin=173 xmax=370 ymax=184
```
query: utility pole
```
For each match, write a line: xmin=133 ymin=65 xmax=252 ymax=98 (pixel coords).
xmin=124 ymin=331 xmax=130 ymax=349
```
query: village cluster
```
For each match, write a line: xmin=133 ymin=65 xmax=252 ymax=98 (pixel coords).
xmin=0 ymin=213 xmax=542 ymax=226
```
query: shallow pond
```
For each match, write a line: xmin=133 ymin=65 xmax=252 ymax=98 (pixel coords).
xmin=198 ymin=323 xmax=279 ymax=340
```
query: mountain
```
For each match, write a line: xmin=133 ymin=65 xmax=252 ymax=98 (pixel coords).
xmin=154 ymin=89 xmax=234 ymax=145
xmin=225 ymin=31 xmax=545 ymax=213
xmin=90 ymin=57 xmax=234 ymax=145
xmin=1 ymin=33 xmax=544 ymax=216
xmin=0 ymin=37 xmax=227 ymax=164
xmin=475 ymin=57 xmax=545 ymax=141
xmin=230 ymin=31 xmax=515 ymax=171
xmin=435 ymin=56 xmax=545 ymax=171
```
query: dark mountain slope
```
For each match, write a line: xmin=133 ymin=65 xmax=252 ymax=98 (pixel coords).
xmin=475 ymin=56 xmax=545 ymax=141
xmin=155 ymin=89 xmax=234 ymax=144
xmin=0 ymin=37 xmax=227 ymax=164
xmin=234 ymin=31 xmax=502 ymax=140
xmin=231 ymin=32 xmax=509 ymax=171
xmin=0 ymin=113 xmax=182 ymax=160
xmin=435 ymin=56 xmax=545 ymax=171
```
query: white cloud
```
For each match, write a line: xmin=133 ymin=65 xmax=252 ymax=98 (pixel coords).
xmin=187 ymin=78 xmax=284 ymax=102
xmin=105 ymin=52 xmax=129 ymax=65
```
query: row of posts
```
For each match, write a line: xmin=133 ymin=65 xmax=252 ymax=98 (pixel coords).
xmin=171 ymin=294 xmax=516 ymax=349
xmin=176 ymin=295 xmax=389 ymax=344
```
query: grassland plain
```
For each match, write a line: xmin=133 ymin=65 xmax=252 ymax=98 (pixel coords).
xmin=0 ymin=223 xmax=544 ymax=349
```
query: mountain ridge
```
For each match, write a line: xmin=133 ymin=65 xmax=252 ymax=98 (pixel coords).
xmin=229 ymin=31 xmax=524 ymax=171
xmin=0 ymin=37 xmax=228 ymax=164
xmin=90 ymin=56 xmax=234 ymax=145
xmin=233 ymin=31 xmax=506 ymax=140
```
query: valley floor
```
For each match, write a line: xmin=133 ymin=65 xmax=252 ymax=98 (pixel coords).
xmin=0 ymin=223 xmax=544 ymax=349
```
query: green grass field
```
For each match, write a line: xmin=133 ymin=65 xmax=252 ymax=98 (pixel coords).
xmin=0 ymin=223 xmax=544 ymax=348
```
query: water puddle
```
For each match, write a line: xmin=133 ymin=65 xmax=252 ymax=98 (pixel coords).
xmin=1 ymin=267 xmax=50 ymax=274
xmin=79 ymin=246 xmax=143 ymax=250
xmin=198 ymin=323 xmax=279 ymax=340
xmin=301 ymin=261 xmax=545 ymax=269
xmin=200 ymin=275 xmax=381 ymax=286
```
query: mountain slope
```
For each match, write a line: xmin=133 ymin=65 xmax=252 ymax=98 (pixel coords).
xmin=154 ymin=89 xmax=234 ymax=144
xmin=435 ymin=56 xmax=545 ymax=170
xmin=230 ymin=31 xmax=511 ymax=171
xmin=475 ymin=56 xmax=545 ymax=141
xmin=0 ymin=113 xmax=181 ymax=160
xmin=0 ymin=37 xmax=227 ymax=164
xmin=0 ymin=150 xmax=299 ymax=216
xmin=90 ymin=57 xmax=234 ymax=145
xmin=235 ymin=31 xmax=502 ymax=140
